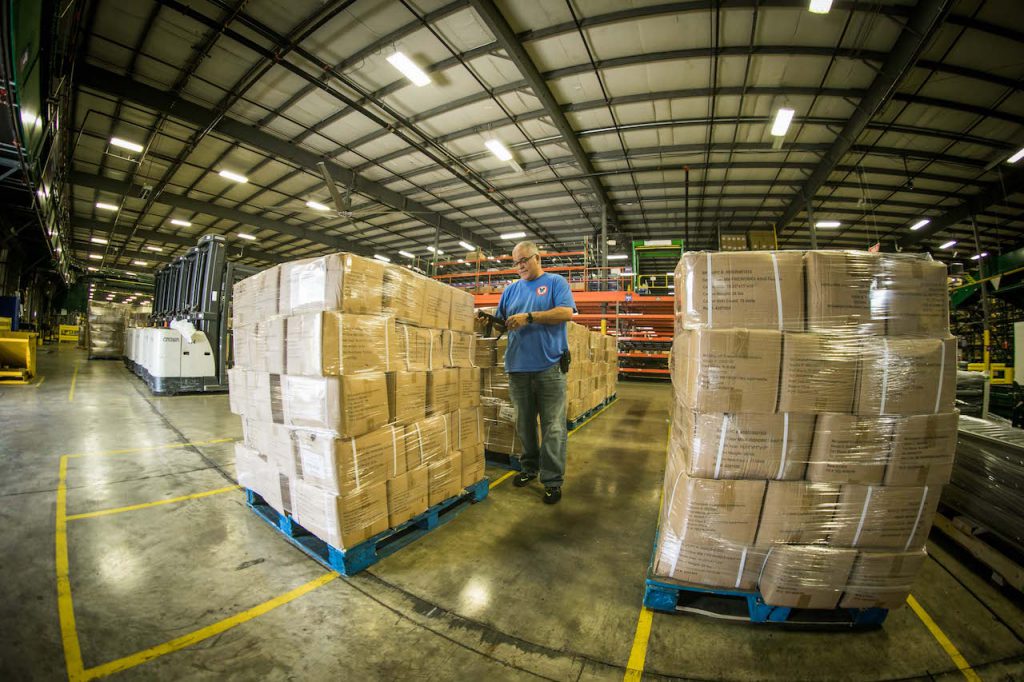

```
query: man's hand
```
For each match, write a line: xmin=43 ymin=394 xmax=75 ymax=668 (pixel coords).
xmin=505 ymin=313 xmax=529 ymax=331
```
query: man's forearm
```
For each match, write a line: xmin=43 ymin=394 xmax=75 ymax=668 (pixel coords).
xmin=532 ymin=307 xmax=574 ymax=324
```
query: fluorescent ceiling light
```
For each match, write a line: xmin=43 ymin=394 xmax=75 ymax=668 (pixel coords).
xmin=87 ymin=267 xmax=98 ymax=272
xmin=1007 ymin=147 xmax=1024 ymax=164
xmin=815 ymin=220 xmax=841 ymax=228
xmin=457 ymin=258 xmax=465 ymax=264
xmin=399 ymin=250 xmax=415 ymax=259
xmin=485 ymin=139 xmax=514 ymax=162
xmin=110 ymin=137 xmax=143 ymax=153
xmin=218 ymin=169 xmax=248 ymax=183
xmin=607 ymin=239 xmax=616 ymax=246
xmin=146 ymin=246 xmax=163 ymax=251
xmin=373 ymin=254 xmax=391 ymax=263
xmin=133 ymin=260 xmax=148 ymax=266
xmin=133 ymin=292 xmax=145 ymax=296
xmin=425 ymin=245 xmax=445 ymax=255
xmin=459 ymin=241 xmax=476 ymax=251
xmin=95 ymin=202 xmax=118 ymax=211
xmin=386 ymin=51 xmax=431 ymax=87
xmin=808 ymin=0 xmax=833 ymax=13
xmin=970 ymin=252 xmax=989 ymax=261
xmin=306 ymin=200 xmax=330 ymax=211
xmin=20 ymin=110 xmax=39 ymax=127
xmin=607 ymin=254 xmax=629 ymax=260
xmin=909 ymin=219 xmax=930 ymax=231
xmin=125 ymin=272 xmax=138 ymax=276
xmin=236 ymin=232 xmax=256 ymax=240
xmin=89 ymin=254 xmax=103 ymax=260
xmin=770 ymin=108 xmax=795 ymax=137
xmin=500 ymin=231 xmax=526 ymax=240
xmin=939 ymin=240 xmax=957 ymax=250
xmin=90 ymin=237 xmax=108 ymax=244
xmin=170 ymin=219 xmax=191 ymax=227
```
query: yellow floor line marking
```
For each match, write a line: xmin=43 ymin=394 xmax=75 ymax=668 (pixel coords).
xmin=68 ymin=365 xmax=79 ymax=402
xmin=489 ymin=470 xmax=515 ymax=489
xmin=568 ymin=397 xmax=618 ymax=436
xmin=67 ymin=485 xmax=240 ymax=521
xmin=67 ymin=437 xmax=235 ymax=459
xmin=56 ymin=454 xmax=87 ymax=681
xmin=907 ymin=594 xmax=981 ymax=682
xmin=623 ymin=607 xmax=654 ymax=682
xmin=80 ymin=573 xmax=338 ymax=680
xmin=34 ymin=375 xmax=46 ymax=388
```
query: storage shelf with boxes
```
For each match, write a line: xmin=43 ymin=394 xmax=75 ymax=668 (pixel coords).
xmin=229 ymin=252 xmax=488 ymax=574
xmin=647 ymin=250 xmax=956 ymax=623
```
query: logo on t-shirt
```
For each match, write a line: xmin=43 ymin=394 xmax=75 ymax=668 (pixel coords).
xmin=536 ymin=285 xmax=548 ymax=296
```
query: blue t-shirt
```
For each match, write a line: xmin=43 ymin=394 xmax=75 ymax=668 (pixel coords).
xmin=496 ymin=272 xmax=577 ymax=372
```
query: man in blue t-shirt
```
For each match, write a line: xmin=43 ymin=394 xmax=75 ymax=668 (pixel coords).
xmin=493 ymin=240 xmax=577 ymax=505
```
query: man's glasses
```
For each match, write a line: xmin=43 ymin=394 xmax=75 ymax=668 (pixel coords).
xmin=513 ymin=254 xmax=537 ymax=267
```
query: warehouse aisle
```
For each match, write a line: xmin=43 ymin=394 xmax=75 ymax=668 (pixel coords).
xmin=2 ymin=346 xmax=1023 ymax=680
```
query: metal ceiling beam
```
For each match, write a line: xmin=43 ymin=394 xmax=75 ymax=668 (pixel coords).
xmin=468 ymin=0 xmax=613 ymax=222
xmin=76 ymin=63 xmax=498 ymax=252
xmin=775 ymin=0 xmax=952 ymax=234
xmin=71 ymin=170 xmax=365 ymax=256
xmin=899 ymin=166 xmax=1024 ymax=249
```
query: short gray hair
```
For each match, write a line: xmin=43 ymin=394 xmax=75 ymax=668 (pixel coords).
xmin=514 ymin=240 xmax=540 ymax=257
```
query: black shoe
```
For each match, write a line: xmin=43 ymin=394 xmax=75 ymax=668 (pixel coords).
xmin=513 ymin=471 xmax=537 ymax=487
xmin=543 ymin=487 xmax=562 ymax=505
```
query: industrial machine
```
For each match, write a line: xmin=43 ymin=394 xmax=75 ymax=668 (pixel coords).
xmin=125 ymin=234 xmax=247 ymax=395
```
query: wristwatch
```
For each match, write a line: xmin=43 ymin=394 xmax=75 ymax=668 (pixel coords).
xmin=527 ymin=312 xmax=534 ymax=324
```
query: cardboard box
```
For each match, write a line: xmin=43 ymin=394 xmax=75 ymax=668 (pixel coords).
xmin=485 ymin=418 xmax=521 ymax=455
xmin=778 ymin=333 xmax=858 ymax=413
xmin=759 ymin=545 xmax=858 ymax=610
xmin=395 ymin=323 xmax=431 ymax=372
xmin=459 ymin=367 xmax=481 ymax=408
xmin=806 ymin=251 xmax=948 ymax=337
xmin=482 ymin=367 xmax=510 ymax=401
xmin=281 ymin=373 xmax=389 ymax=437
xmin=443 ymin=330 xmax=476 ymax=368
xmin=291 ymin=479 xmax=389 ymax=549
xmin=293 ymin=426 xmax=400 ymax=494
xmin=460 ymin=441 xmax=485 ymax=487
xmin=719 ymin=234 xmax=747 ymax=252
xmin=653 ymin=540 xmax=768 ymax=591
xmin=386 ymin=466 xmax=428 ymax=527
xmin=229 ymin=370 xmax=282 ymax=424
xmin=856 ymin=337 xmax=957 ymax=416
xmin=241 ymin=418 xmax=294 ymax=463
xmin=234 ymin=442 xmax=293 ymax=516
xmin=233 ymin=266 xmax=279 ymax=327
xmin=840 ymin=549 xmax=928 ymax=610
xmin=386 ymin=371 xmax=427 ymax=426
xmin=806 ymin=413 xmax=892 ymax=485
xmin=249 ymin=316 xmax=286 ymax=375
xmin=286 ymin=312 xmax=396 ymax=376
xmin=755 ymin=481 xmax=842 ymax=547
xmin=406 ymin=414 xmax=453 ymax=467
xmin=422 ymin=279 xmax=453 ymax=329
xmin=831 ymin=485 xmax=940 ymax=550
xmin=748 ymin=231 xmax=777 ymax=251
xmin=449 ymin=287 xmax=476 ymax=333
xmin=884 ymin=412 xmax=959 ymax=486
xmin=475 ymin=338 xmax=497 ymax=368
xmin=674 ymin=406 xmax=812 ymax=480
xmin=672 ymin=329 xmax=782 ymax=413
xmin=279 ymin=253 xmax=384 ymax=316
xmin=233 ymin=324 xmax=252 ymax=369
xmin=427 ymin=452 xmax=463 ymax=506
xmin=661 ymin=473 xmax=766 ymax=546
xmin=676 ymin=251 xmax=804 ymax=331
xmin=456 ymin=406 xmax=483 ymax=450
xmin=427 ymin=368 xmax=460 ymax=415
xmin=382 ymin=264 xmax=426 ymax=326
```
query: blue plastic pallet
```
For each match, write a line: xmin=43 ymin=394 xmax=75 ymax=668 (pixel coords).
xmin=245 ymin=478 xmax=489 ymax=576
xmin=568 ymin=395 xmax=617 ymax=431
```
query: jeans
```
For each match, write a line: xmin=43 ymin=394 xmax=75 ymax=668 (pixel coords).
xmin=508 ymin=364 xmax=568 ymax=487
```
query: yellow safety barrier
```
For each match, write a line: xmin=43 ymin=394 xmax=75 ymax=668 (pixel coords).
xmin=0 ymin=316 xmax=11 ymax=331
xmin=966 ymin=362 xmax=1014 ymax=385
xmin=0 ymin=331 xmax=38 ymax=383
xmin=59 ymin=324 xmax=80 ymax=343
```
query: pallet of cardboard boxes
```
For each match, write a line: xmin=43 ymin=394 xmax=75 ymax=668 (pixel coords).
xmin=229 ymin=253 xmax=487 ymax=571
xmin=477 ymin=320 xmax=617 ymax=460
xmin=649 ymin=250 xmax=956 ymax=620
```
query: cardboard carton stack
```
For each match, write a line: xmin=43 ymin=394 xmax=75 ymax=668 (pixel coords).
xmin=86 ymin=301 xmax=128 ymax=358
xmin=656 ymin=250 xmax=956 ymax=611
xmin=229 ymin=253 xmax=486 ymax=551
xmin=479 ymin=320 xmax=617 ymax=455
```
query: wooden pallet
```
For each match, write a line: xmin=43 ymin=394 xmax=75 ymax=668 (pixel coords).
xmin=245 ymin=478 xmax=489 ymax=576
xmin=932 ymin=511 xmax=1024 ymax=593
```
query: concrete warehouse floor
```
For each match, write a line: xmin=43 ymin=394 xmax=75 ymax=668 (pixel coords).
xmin=1 ymin=345 xmax=1023 ymax=681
